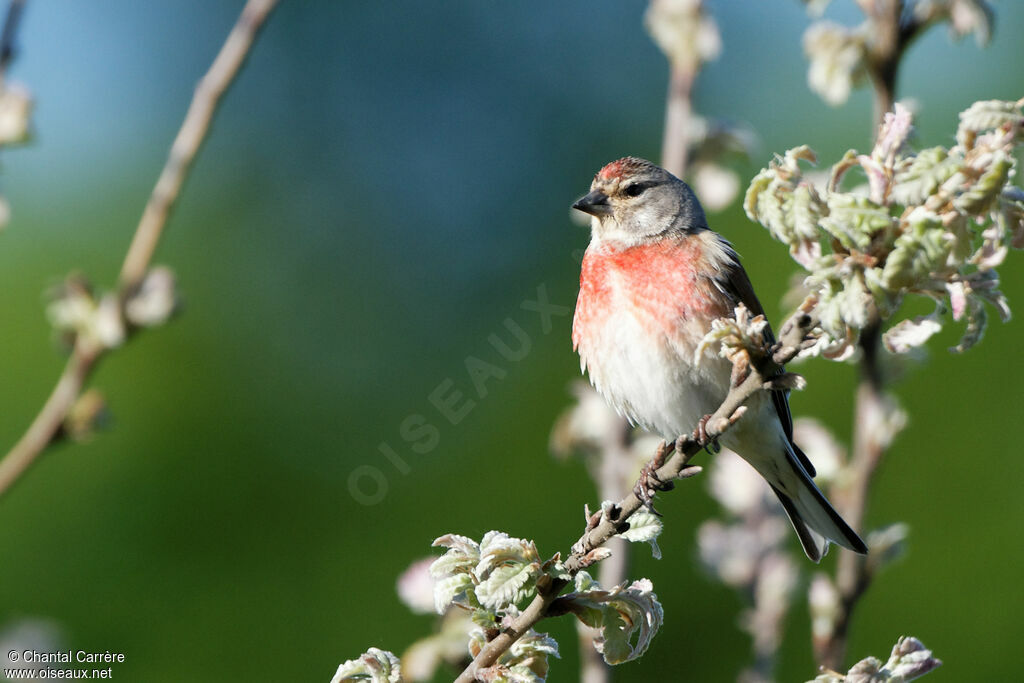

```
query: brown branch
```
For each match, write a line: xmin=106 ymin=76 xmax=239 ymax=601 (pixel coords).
xmin=863 ymin=0 xmax=940 ymax=128
xmin=0 ymin=0 xmax=278 ymax=499
xmin=864 ymin=0 xmax=901 ymax=126
xmin=454 ymin=304 xmax=818 ymax=682
xmin=577 ymin=417 xmax=631 ymax=683
xmin=0 ymin=340 xmax=99 ymax=495
xmin=660 ymin=64 xmax=695 ymax=179
xmin=815 ymin=0 xmax=926 ymax=669
xmin=119 ymin=0 xmax=277 ymax=290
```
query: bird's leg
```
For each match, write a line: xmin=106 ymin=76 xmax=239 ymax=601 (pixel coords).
xmin=694 ymin=414 xmax=721 ymax=454
xmin=633 ymin=439 xmax=676 ymax=515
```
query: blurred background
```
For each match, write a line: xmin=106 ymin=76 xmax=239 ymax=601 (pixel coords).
xmin=0 ymin=1 xmax=1021 ymax=680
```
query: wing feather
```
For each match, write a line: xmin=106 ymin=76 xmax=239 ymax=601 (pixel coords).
xmin=711 ymin=237 xmax=816 ymax=477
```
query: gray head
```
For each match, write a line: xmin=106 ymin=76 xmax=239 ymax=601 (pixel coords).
xmin=572 ymin=157 xmax=707 ymax=246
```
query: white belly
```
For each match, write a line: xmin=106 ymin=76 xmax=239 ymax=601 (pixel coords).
xmin=581 ymin=308 xmax=732 ymax=440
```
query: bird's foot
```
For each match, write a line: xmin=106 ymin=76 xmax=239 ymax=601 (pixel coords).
xmin=694 ymin=414 xmax=721 ymax=454
xmin=633 ymin=440 xmax=676 ymax=515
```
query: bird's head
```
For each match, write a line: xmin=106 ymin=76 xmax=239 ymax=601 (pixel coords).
xmin=572 ymin=157 xmax=708 ymax=246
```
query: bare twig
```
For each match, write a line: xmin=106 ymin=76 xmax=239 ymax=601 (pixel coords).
xmin=863 ymin=0 xmax=940 ymax=127
xmin=0 ymin=341 xmax=100 ymax=495
xmin=863 ymin=0 xmax=902 ymax=125
xmin=815 ymin=0 xmax=918 ymax=669
xmin=0 ymin=0 xmax=278 ymax=499
xmin=454 ymin=304 xmax=818 ymax=682
xmin=660 ymin=64 xmax=695 ymax=179
xmin=578 ymin=418 xmax=631 ymax=683
xmin=119 ymin=0 xmax=277 ymax=290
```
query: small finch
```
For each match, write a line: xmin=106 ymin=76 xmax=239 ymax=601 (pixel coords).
xmin=571 ymin=157 xmax=867 ymax=562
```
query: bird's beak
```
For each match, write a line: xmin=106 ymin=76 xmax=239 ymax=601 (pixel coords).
xmin=572 ymin=190 xmax=612 ymax=217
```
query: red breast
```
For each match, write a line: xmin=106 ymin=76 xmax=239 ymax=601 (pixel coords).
xmin=573 ymin=235 xmax=730 ymax=351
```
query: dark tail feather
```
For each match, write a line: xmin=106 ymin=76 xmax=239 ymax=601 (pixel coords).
xmin=772 ymin=485 xmax=827 ymax=562
xmin=773 ymin=444 xmax=868 ymax=563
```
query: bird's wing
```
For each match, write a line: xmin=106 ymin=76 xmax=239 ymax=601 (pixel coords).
xmin=714 ymin=240 xmax=817 ymax=477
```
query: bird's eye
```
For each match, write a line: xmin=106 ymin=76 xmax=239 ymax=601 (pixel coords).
xmin=624 ymin=183 xmax=646 ymax=198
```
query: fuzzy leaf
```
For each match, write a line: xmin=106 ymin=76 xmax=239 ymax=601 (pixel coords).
xmin=820 ymin=194 xmax=892 ymax=250
xmin=946 ymin=0 xmax=994 ymax=46
xmin=472 ymin=627 xmax=559 ymax=683
xmin=432 ymin=573 xmax=475 ymax=614
xmin=430 ymin=534 xmax=480 ymax=579
xmin=891 ymin=146 xmax=960 ymax=205
xmin=882 ymin=209 xmax=950 ymax=290
xmin=594 ymin=579 xmax=664 ymax=665
xmin=644 ymin=0 xmax=721 ymax=71
xmin=958 ymin=99 xmax=1023 ymax=142
xmin=954 ymin=152 xmax=1013 ymax=215
xmin=998 ymin=193 xmax=1024 ymax=248
xmin=873 ymin=103 xmax=914 ymax=164
xmin=803 ymin=21 xmax=867 ymax=106
xmin=477 ymin=532 xmax=540 ymax=576
xmin=884 ymin=636 xmax=942 ymax=680
xmin=745 ymin=147 xmax=821 ymax=258
xmin=844 ymin=656 xmax=884 ymax=682
xmin=476 ymin=664 xmax=544 ymax=683
xmin=331 ymin=648 xmax=402 ymax=683
xmin=475 ymin=562 xmax=540 ymax=611
xmin=509 ymin=631 xmax=560 ymax=662
xmin=883 ymin=315 xmax=942 ymax=353
xmin=619 ymin=509 xmax=663 ymax=560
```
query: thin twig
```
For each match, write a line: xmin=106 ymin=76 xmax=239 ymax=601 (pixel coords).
xmin=815 ymin=0 xmax=912 ymax=670
xmin=119 ymin=0 xmax=277 ymax=290
xmin=660 ymin=64 xmax=695 ymax=179
xmin=863 ymin=0 xmax=937 ymax=127
xmin=0 ymin=341 xmax=99 ymax=495
xmin=455 ymin=304 xmax=818 ymax=682
xmin=0 ymin=0 xmax=278 ymax=499
xmin=577 ymin=418 xmax=631 ymax=683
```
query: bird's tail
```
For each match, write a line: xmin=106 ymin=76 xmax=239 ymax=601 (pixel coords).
xmin=769 ymin=443 xmax=868 ymax=563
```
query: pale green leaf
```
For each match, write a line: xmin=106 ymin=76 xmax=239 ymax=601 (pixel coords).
xmin=954 ymin=152 xmax=1013 ymax=215
xmin=331 ymin=648 xmax=402 ymax=683
xmin=883 ymin=315 xmax=943 ymax=353
xmin=958 ymin=99 xmax=1023 ymax=142
xmin=592 ymin=579 xmax=664 ymax=665
xmin=882 ymin=210 xmax=950 ymax=290
xmin=476 ymin=531 xmax=540 ymax=578
xmin=475 ymin=562 xmax=539 ymax=611
xmin=820 ymin=194 xmax=892 ymax=250
xmin=509 ymin=631 xmax=560 ymax=660
xmin=432 ymin=573 xmax=475 ymax=614
xmin=619 ymin=509 xmax=663 ymax=560
xmin=883 ymin=635 xmax=942 ymax=680
xmin=946 ymin=0 xmax=994 ymax=46
xmin=891 ymin=146 xmax=960 ymax=206
xmin=574 ymin=570 xmax=598 ymax=593
xmin=430 ymin=534 xmax=480 ymax=579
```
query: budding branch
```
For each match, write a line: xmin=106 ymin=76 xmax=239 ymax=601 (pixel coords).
xmin=0 ymin=0 xmax=278 ymax=498
xmin=454 ymin=299 xmax=819 ymax=682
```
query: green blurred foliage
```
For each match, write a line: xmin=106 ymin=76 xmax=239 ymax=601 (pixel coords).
xmin=0 ymin=1 xmax=1021 ymax=681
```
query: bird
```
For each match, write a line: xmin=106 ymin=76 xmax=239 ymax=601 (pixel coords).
xmin=570 ymin=156 xmax=867 ymax=562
